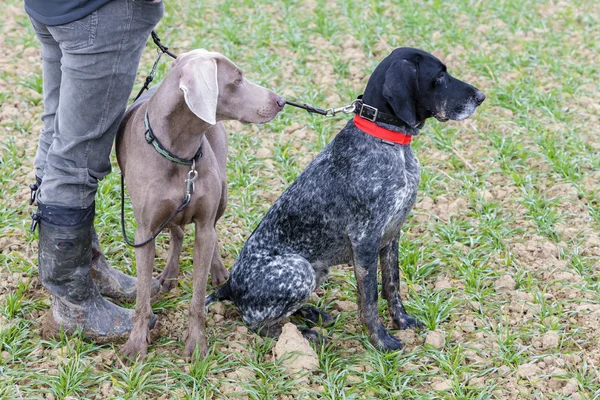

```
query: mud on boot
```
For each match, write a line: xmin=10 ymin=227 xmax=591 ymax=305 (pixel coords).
xmin=35 ymin=201 xmax=155 ymax=341
xmin=91 ymin=229 xmax=160 ymax=302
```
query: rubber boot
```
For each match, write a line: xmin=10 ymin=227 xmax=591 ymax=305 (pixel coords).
xmin=91 ymin=229 xmax=161 ymax=302
xmin=30 ymin=176 xmax=160 ymax=302
xmin=33 ymin=201 xmax=156 ymax=341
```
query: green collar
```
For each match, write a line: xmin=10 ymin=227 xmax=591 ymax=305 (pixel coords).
xmin=144 ymin=110 xmax=203 ymax=165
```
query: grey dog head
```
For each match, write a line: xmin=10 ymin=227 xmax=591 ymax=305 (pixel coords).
xmin=362 ymin=47 xmax=485 ymax=129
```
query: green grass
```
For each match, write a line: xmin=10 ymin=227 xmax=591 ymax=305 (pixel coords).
xmin=1 ymin=0 xmax=600 ymax=398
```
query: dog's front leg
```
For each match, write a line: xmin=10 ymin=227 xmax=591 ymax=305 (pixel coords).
xmin=380 ymin=237 xmax=423 ymax=330
xmin=184 ymin=223 xmax=215 ymax=360
xmin=352 ymin=240 xmax=403 ymax=352
xmin=121 ymin=235 xmax=156 ymax=363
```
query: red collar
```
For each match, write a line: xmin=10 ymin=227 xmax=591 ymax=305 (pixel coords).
xmin=353 ymin=115 xmax=412 ymax=145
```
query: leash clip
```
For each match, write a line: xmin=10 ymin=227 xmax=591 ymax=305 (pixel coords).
xmin=325 ymin=100 xmax=358 ymax=117
xmin=185 ymin=161 xmax=198 ymax=201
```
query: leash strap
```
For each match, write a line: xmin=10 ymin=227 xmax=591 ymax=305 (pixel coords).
xmin=120 ymin=173 xmax=190 ymax=248
xmin=286 ymin=95 xmax=409 ymax=130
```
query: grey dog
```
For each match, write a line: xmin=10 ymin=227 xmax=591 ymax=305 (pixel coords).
xmin=207 ymin=47 xmax=485 ymax=351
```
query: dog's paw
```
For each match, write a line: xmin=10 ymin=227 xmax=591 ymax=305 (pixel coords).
xmin=157 ymin=270 xmax=178 ymax=292
xmin=392 ymin=314 xmax=424 ymax=331
xmin=184 ymin=330 xmax=208 ymax=362
xmin=372 ymin=324 xmax=403 ymax=352
xmin=210 ymin=265 xmax=229 ymax=287
xmin=120 ymin=337 xmax=148 ymax=365
xmin=300 ymin=327 xmax=328 ymax=345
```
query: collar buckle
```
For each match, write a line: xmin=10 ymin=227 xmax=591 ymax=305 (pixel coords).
xmin=359 ymin=103 xmax=378 ymax=122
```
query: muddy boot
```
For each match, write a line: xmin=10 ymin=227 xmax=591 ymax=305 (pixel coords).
xmin=29 ymin=176 xmax=159 ymax=303
xmin=91 ymin=229 xmax=161 ymax=302
xmin=33 ymin=201 xmax=156 ymax=341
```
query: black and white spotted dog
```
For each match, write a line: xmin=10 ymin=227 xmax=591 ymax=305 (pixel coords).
xmin=207 ymin=48 xmax=485 ymax=351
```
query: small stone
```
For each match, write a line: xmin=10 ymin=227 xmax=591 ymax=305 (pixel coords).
xmin=332 ymin=300 xmax=357 ymax=312
xmin=542 ymin=331 xmax=560 ymax=349
xmin=211 ymin=302 xmax=226 ymax=315
xmin=517 ymin=363 xmax=541 ymax=378
xmin=273 ymin=323 xmax=318 ymax=374
xmin=346 ymin=375 xmax=361 ymax=384
xmin=1 ymin=351 xmax=10 ymax=362
xmin=425 ymin=330 xmax=445 ymax=349
xmin=494 ymin=274 xmax=516 ymax=292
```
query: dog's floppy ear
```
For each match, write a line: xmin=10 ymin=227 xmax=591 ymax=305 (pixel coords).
xmin=382 ymin=59 xmax=419 ymax=128
xmin=179 ymin=54 xmax=218 ymax=125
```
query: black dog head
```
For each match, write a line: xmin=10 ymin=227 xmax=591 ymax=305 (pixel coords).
xmin=362 ymin=48 xmax=485 ymax=130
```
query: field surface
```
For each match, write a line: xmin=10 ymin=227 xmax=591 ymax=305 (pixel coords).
xmin=1 ymin=0 xmax=600 ymax=398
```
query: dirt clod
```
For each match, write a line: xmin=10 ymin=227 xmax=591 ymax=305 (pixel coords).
xmin=425 ymin=330 xmax=445 ymax=349
xmin=273 ymin=323 xmax=319 ymax=374
xmin=518 ymin=363 xmax=541 ymax=378
xmin=210 ymin=302 xmax=226 ymax=316
xmin=332 ymin=300 xmax=357 ymax=312
xmin=494 ymin=274 xmax=516 ymax=292
xmin=542 ymin=331 xmax=560 ymax=349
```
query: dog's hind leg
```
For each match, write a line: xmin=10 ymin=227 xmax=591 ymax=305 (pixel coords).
xmin=380 ymin=236 xmax=423 ymax=330
xmin=157 ymin=226 xmax=184 ymax=293
xmin=238 ymin=253 xmax=316 ymax=339
xmin=210 ymin=243 xmax=229 ymax=287
xmin=210 ymin=179 xmax=229 ymax=287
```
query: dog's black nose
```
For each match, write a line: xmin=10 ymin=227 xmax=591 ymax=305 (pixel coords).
xmin=276 ymin=96 xmax=286 ymax=108
xmin=475 ymin=91 xmax=486 ymax=105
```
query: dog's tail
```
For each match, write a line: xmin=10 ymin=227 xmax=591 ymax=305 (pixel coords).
xmin=205 ymin=280 xmax=232 ymax=311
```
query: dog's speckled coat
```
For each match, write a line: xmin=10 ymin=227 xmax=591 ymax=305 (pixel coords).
xmin=208 ymin=48 xmax=485 ymax=350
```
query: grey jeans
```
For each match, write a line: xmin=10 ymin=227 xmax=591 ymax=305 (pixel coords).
xmin=29 ymin=0 xmax=163 ymax=208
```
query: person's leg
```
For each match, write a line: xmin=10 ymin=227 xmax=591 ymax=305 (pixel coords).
xmin=28 ymin=17 xmax=61 ymax=182
xmin=29 ymin=1 xmax=161 ymax=302
xmin=32 ymin=0 xmax=164 ymax=338
xmin=38 ymin=0 xmax=164 ymax=207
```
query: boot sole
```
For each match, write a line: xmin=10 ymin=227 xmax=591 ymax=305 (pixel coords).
xmin=40 ymin=310 xmax=158 ymax=344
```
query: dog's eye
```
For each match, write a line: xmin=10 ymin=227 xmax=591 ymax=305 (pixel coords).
xmin=234 ymin=71 xmax=244 ymax=86
xmin=434 ymin=72 xmax=446 ymax=85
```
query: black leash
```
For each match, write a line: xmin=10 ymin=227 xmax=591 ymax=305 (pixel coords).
xmin=133 ymin=31 xmax=178 ymax=103
xmin=122 ymin=30 xmax=407 ymax=247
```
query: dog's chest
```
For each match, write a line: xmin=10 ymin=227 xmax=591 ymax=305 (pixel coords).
xmin=380 ymin=148 xmax=420 ymax=244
